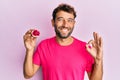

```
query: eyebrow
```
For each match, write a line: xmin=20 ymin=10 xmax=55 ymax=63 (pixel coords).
xmin=56 ymin=17 xmax=74 ymax=20
xmin=56 ymin=17 xmax=63 ymax=19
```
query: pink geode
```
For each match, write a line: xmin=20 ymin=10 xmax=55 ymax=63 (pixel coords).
xmin=32 ymin=29 xmax=40 ymax=37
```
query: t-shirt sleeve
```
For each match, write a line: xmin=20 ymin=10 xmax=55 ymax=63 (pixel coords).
xmin=32 ymin=44 xmax=42 ymax=66
xmin=85 ymin=53 xmax=94 ymax=72
xmin=84 ymin=43 xmax=94 ymax=72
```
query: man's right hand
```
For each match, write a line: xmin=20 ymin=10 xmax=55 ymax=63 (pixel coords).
xmin=23 ymin=29 xmax=37 ymax=52
xmin=23 ymin=29 xmax=40 ymax=79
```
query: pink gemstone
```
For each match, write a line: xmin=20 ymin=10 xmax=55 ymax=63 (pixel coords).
xmin=32 ymin=30 xmax=40 ymax=37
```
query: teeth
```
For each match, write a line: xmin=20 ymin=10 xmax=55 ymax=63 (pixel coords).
xmin=62 ymin=29 xmax=68 ymax=32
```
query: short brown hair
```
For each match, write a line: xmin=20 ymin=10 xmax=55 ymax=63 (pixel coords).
xmin=52 ymin=3 xmax=77 ymax=21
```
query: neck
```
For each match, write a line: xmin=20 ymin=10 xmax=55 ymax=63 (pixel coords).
xmin=56 ymin=36 xmax=74 ymax=46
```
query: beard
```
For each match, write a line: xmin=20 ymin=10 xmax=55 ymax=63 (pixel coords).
xmin=54 ymin=24 xmax=74 ymax=39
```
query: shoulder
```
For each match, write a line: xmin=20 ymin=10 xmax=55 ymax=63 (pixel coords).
xmin=74 ymin=37 xmax=94 ymax=62
xmin=37 ymin=36 xmax=55 ymax=47
xmin=73 ymin=37 xmax=87 ymax=47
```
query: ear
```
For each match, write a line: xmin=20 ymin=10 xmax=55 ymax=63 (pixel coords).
xmin=51 ymin=19 xmax=55 ymax=27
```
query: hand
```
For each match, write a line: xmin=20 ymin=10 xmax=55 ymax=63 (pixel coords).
xmin=86 ymin=32 xmax=103 ymax=62
xmin=23 ymin=29 xmax=37 ymax=51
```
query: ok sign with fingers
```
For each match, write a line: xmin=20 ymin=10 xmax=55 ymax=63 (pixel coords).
xmin=86 ymin=32 xmax=103 ymax=62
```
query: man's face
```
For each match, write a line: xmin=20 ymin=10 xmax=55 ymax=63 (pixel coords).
xmin=53 ymin=11 xmax=75 ymax=39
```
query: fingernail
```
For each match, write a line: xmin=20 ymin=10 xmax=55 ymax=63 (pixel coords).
xmin=88 ymin=44 xmax=92 ymax=48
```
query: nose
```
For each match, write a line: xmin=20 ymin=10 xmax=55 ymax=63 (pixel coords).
xmin=62 ymin=20 xmax=68 ymax=27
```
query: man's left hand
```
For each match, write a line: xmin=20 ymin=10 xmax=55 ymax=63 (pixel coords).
xmin=86 ymin=32 xmax=103 ymax=62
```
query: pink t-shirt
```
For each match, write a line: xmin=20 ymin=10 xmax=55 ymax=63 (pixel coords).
xmin=33 ymin=37 xmax=94 ymax=80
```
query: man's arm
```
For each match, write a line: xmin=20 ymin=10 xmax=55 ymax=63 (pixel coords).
xmin=86 ymin=32 xmax=103 ymax=80
xmin=23 ymin=50 xmax=40 ymax=79
xmin=23 ymin=29 xmax=40 ymax=79
xmin=87 ymin=60 xmax=103 ymax=80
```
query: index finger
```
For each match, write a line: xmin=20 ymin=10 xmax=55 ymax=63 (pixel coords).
xmin=25 ymin=29 xmax=34 ymax=35
xmin=93 ymin=32 xmax=97 ymax=41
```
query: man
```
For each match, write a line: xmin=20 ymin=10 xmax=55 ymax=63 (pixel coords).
xmin=23 ymin=3 xmax=103 ymax=80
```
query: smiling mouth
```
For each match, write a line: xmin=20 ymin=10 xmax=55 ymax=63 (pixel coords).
xmin=61 ymin=28 xmax=68 ymax=32
xmin=55 ymin=26 xmax=73 ymax=38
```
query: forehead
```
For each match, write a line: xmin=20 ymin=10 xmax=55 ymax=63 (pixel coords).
xmin=56 ymin=11 xmax=74 ymax=19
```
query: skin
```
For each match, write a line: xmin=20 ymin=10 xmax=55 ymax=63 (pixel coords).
xmin=23 ymin=29 xmax=40 ymax=78
xmin=86 ymin=32 xmax=103 ymax=80
xmin=23 ymin=11 xmax=103 ymax=80
xmin=51 ymin=11 xmax=75 ymax=46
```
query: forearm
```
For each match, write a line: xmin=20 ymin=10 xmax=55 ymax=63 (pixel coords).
xmin=23 ymin=50 xmax=34 ymax=78
xmin=90 ymin=60 xmax=103 ymax=80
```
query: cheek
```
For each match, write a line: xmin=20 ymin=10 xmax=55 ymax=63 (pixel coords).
xmin=54 ymin=23 xmax=61 ymax=28
xmin=70 ymin=24 xmax=75 ymax=28
xmin=56 ymin=23 xmax=63 ymax=27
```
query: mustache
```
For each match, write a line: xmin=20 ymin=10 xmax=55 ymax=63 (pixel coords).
xmin=58 ymin=26 xmax=71 ymax=30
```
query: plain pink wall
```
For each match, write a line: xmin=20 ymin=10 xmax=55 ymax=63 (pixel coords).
xmin=0 ymin=0 xmax=120 ymax=80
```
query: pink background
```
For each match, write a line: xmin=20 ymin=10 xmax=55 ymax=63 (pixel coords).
xmin=0 ymin=0 xmax=120 ymax=80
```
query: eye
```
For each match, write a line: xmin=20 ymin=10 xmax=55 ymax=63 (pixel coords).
xmin=67 ymin=19 xmax=74 ymax=23
xmin=57 ymin=18 xmax=64 ymax=21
